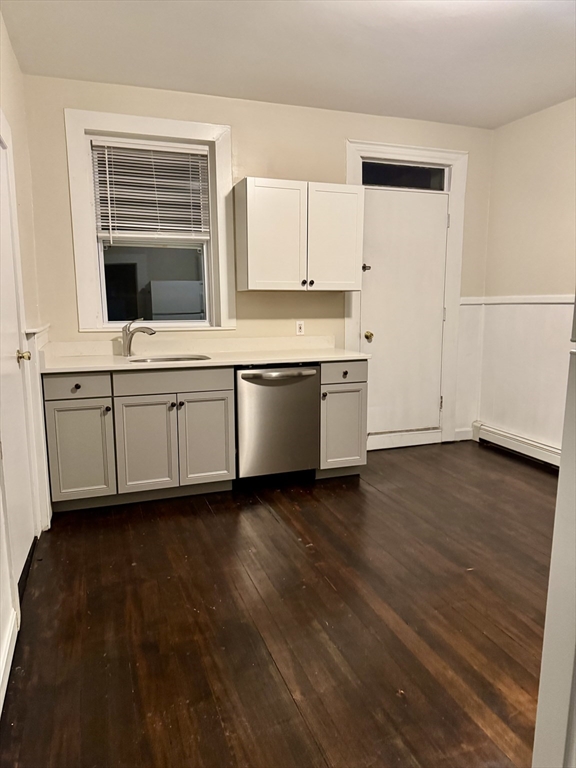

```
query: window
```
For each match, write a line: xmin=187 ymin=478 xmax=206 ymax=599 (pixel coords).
xmin=92 ymin=141 xmax=210 ymax=322
xmin=65 ymin=110 xmax=235 ymax=331
xmin=362 ymin=161 xmax=446 ymax=191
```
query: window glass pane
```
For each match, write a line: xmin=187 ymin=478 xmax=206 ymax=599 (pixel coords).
xmin=362 ymin=162 xmax=445 ymax=191
xmin=103 ymin=245 xmax=206 ymax=322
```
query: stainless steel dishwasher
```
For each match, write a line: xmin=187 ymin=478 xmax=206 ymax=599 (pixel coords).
xmin=237 ymin=365 xmax=320 ymax=478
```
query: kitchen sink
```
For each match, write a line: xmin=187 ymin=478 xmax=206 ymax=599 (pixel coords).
xmin=128 ymin=355 xmax=211 ymax=363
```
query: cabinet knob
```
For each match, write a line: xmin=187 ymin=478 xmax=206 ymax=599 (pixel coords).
xmin=309 ymin=280 xmax=315 ymax=287
xmin=364 ymin=330 xmax=374 ymax=342
xmin=301 ymin=279 xmax=307 ymax=286
xmin=170 ymin=402 xmax=177 ymax=408
xmin=342 ymin=370 xmax=349 ymax=379
xmin=74 ymin=383 xmax=81 ymax=390
xmin=178 ymin=401 xmax=184 ymax=408
xmin=321 ymin=392 xmax=327 ymax=400
xmin=104 ymin=406 xmax=111 ymax=412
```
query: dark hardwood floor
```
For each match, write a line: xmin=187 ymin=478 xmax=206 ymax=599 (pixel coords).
xmin=0 ymin=442 xmax=557 ymax=768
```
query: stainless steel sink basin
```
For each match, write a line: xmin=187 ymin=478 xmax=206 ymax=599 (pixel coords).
xmin=128 ymin=355 xmax=211 ymax=363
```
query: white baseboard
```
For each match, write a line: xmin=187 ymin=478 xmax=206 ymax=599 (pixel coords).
xmin=472 ymin=421 xmax=561 ymax=466
xmin=0 ymin=609 xmax=18 ymax=712
xmin=368 ymin=429 xmax=442 ymax=450
xmin=455 ymin=427 xmax=474 ymax=441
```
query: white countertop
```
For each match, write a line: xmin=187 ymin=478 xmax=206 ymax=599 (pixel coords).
xmin=41 ymin=347 xmax=370 ymax=374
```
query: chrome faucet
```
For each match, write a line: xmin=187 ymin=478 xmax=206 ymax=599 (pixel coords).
xmin=122 ymin=319 xmax=156 ymax=357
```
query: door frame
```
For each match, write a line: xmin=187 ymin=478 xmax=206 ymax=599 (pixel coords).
xmin=345 ymin=140 xmax=468 ymax=444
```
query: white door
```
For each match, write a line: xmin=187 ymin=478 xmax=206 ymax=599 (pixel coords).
xmin=320 ymin=382 xmax=368 ymax=469
xmin=177 ymin=390 xmax=235 ymax=485
xmin=245 ymin=177 xmax=307 ymax=290
xmin=44 ymin=398 xmax=117 ymax=502
xmin=115 ymin=394 xmax=179 ymax=493
xmin=307 ymin=183 xmax=364 ymax=291
xmin=361 ymin=188 xmax=449 ymax=449
xmin=0 ymin=134 xmax=36 ymax=579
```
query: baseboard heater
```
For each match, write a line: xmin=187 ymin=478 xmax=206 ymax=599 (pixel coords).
xmin=472 ymin=421 xmax=561 ymax=467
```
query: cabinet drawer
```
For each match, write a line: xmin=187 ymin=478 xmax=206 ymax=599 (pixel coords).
xmin=112 ymin=367 xmax=234 ymax=397
xmin=43 ymin=372 xmax=112 ymax=401
xmin=321 ymin=361 xmax=367 ymax=384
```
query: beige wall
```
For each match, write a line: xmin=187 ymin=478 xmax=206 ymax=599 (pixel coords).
xmin=486 ymin=98 xmax=576 ymax=297
xmin=23 ymin=74 xmax=494 ymax=344
xmin=0 ymin=16 xmax=40 ymax=328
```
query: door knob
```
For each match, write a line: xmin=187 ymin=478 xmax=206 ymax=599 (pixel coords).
xmin=364 ymin=331 xmax=374 ymax=342
xmin=16 ymin=349 xmax=31 ymax=363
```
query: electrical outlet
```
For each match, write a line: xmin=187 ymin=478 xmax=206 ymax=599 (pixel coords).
xmin=296 ymin=320 xmax=305 ymax=336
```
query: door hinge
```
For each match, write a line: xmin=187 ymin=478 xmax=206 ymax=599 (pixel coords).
xmin=440 ymin=396 xmax=443 ymax=411
xmin=447 ymin=212 xmax=451 ymax=228
xmin=443 ymin=307 xmax=446 ymax=321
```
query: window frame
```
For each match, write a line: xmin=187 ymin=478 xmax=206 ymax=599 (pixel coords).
xmin=65 ymin=109 xmax=236 ymax=331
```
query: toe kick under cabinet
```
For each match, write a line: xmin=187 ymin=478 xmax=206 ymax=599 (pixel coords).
xmin=43 ymin=368 xmax=235 ymax=505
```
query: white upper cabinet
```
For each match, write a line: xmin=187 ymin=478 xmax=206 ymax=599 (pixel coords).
xmin=235 ymin=177 xmax=307 ymax=290
xmin=235 ymin=177 xmax=364 ymax=291
xmin=307 ymin=182 xmax=364 ymax=291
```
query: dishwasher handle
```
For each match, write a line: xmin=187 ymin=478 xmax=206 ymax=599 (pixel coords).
xmin=240 ymin=369 xmax=317 ymax=381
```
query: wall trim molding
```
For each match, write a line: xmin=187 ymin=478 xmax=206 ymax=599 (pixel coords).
xmin=368 ymin=429 xmax=442 ymax=451
xmin=0 ymin=608 xmax=18 ymax=711
xmin=472 ymin=420 xmax=561 ymax=466
xmin=461 ymin=295 xmax=575 ymax=306
xmin=455 ymin=427 xmax=474 ymax=441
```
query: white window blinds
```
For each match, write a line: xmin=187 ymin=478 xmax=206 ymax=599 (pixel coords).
xmin=91 ymin=141 xmax=210 ymax=244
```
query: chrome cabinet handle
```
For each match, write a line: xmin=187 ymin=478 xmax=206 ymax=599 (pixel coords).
xmin=241 ymin=369 xmax=317 ymax=381
xmin=16 ymin=349 xmax=31 ymax=363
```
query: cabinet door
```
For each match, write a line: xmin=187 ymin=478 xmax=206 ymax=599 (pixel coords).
xmin=178 ymin=390 xmax=235 ymax=485
xmin=45 ymin=398 xmax=116 ymax=501
xmin=307 ymin=182 xmax=364 ymax=291
xmin=320 ymin=382 xmax=367 ymax=469
xmin=115 ymin=394 xmax=178 ymax=494
xmin=243 ymin=177 xmax=308 ymax=290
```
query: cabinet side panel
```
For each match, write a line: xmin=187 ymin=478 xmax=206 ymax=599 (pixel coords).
xmin=234 ymin=178 xmax=248 ymax=291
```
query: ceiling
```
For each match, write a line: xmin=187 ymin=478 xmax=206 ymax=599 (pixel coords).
xmin=2 ymin=0 xmax=575 ymax=129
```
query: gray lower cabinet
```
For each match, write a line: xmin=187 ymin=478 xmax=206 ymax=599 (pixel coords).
xmin=320 ymin=382 xmax=368 ymax=469
xmin=114 ymin=394 xmax=179 ymax=494
xmin=178 ymin=390 xmax=235 ymax=485
xmin=44 ymin=397 xmax=116 ymax=501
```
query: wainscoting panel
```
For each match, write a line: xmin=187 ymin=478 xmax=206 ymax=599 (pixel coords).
xmin=479 ymin=301 xmax=574 ymax=451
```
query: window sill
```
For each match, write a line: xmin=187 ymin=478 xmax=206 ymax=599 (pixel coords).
xmin=79 ymin=324 xmax=236 ymax=333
